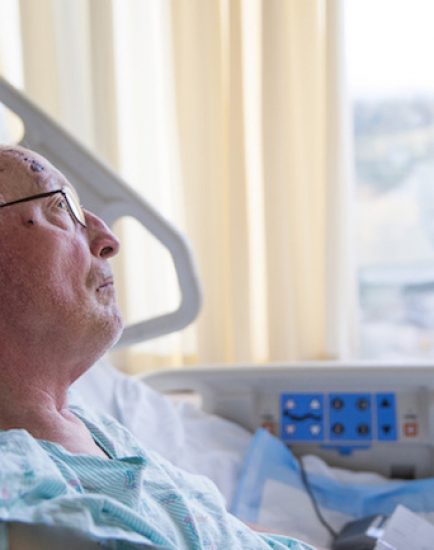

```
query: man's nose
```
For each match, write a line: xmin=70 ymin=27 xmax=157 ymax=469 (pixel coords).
xmin=84 ymin=210 xmax=120 ymax=259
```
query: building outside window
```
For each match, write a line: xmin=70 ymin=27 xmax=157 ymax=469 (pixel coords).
xmin=346 ymin=0 xmax=434 ymax=358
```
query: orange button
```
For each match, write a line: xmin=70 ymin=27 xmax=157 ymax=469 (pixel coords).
xmin=404 ymin=422 xmax=418 ymax=437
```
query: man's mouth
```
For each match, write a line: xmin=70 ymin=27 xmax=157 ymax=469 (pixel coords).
xmin=96 ymin=277 xmax=114 ymax=292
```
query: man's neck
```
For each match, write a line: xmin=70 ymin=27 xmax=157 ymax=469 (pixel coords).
xmin=0 ymin=380 xmax=109 ymax=459
xmin=0 ymin=346 xmax=89 ymax=430
xmin=0 ymin=377 xmax=70 ymax=427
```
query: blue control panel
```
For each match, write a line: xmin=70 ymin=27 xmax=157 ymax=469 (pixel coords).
xmin=280 ymin=392 xmax=397 ymax=445
xmin=329 ymin=393 xmax=372 ymax=441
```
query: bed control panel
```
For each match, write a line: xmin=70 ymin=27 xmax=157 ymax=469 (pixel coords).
xmin=144 ymin=363 xmax=434 ymax=477
xmin=279 ymin=390 xmax=423 ymax=449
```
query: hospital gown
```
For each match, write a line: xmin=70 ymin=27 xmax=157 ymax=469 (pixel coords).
xmin=0 ymin=405 xmax=314 ymax=550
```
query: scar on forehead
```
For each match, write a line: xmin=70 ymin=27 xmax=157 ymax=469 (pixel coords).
xmin=29 ymin=160 xmax=44 ymax=172
xmin=0 ymin=147 xmax=48 ymax=188
xmin=0 ymin=148 xmax=45 ymax=172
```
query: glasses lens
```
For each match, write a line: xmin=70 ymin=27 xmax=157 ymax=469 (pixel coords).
xmin=64 ymin=187 xmax=86 ymax=227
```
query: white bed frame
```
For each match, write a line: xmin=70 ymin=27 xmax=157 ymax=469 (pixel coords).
xmin=0 ymin=76 xmax=202 ymax=348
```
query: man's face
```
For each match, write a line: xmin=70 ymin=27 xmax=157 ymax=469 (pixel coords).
xmin=0 ymin=146 xmax=123 ymax=356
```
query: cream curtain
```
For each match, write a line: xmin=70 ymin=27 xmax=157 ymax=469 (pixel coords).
xmin=0 ymin=0 xmax=355 ymax=372
xmin=170 ymin=0 xmax=355 ymax=364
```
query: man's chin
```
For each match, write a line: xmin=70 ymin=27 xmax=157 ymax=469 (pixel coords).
xmin=111 ymin=318 xmax=124 ymax=348
xmin=95 ymin=308 xmax=124 ymax=351
xmin=108 ymin=311 xmax=124 ymax=346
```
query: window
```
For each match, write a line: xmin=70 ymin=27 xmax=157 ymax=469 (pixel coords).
xmin=346 ymin=0 xmax=434 ymax=358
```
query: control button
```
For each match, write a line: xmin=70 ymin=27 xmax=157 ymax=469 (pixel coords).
xmin=331 ymin=398 xmax=344 ymax=410
xmin=382 ymin=424 xmax=391 ymax=435
xmin=310 ymin=399 xmax=321 ymax=410
xmin=286 ymin=399 xmax=296 ymax=410
xmin=286 ymin=424 xmax=296 ymax=435
xmin=357 ymin=424 xmax=370 ymax=436
xmin=404 ymin=422 xmax=418 ymax=437
xmin=380 ymin=398 xmax=391 ymax=408
xmin=356 ymin=398 xmax=370 ymax=411
xmin=332 ymin=422 xmax=345 ymax=435
xmin=310 ymin=424 xmax=321 ymax=436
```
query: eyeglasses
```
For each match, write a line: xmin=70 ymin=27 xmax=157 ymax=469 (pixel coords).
xmin=0 ymin=187 xmax=86 ymax=227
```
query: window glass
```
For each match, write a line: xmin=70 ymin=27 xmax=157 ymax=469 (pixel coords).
xmin=346 ymin=0 xmax=434 ymax=358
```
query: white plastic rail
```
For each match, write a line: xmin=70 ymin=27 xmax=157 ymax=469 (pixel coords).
xmin=0 ymin=77 xmax=202 ymax=347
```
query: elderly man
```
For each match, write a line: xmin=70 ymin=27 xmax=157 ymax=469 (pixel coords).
xmin=0 ymin=145 xmax=315 ymax=549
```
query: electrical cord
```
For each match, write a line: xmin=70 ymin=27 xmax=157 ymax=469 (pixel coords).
xmin=297 ymin=456 xmax=338 ymax=541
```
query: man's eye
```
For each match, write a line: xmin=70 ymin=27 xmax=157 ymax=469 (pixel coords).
xmin=55 ymin=197 xmax=67 ymax=210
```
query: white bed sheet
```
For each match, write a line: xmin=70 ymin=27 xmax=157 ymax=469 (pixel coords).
xmin=70 ymin=359 xmax=251 ymax=506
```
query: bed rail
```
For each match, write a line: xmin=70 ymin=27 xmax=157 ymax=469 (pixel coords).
xmin=0 ymin=77 xmax=202 ymax=347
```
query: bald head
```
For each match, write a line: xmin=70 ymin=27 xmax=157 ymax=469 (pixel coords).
xmin=0 ymin=145 xmax=45 ymax=172
xmin=0 ymin=145 xmax=61 ymax=203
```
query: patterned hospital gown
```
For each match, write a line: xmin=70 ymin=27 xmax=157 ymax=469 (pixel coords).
xmin=0 ymin=405 xmax=314 ymax=549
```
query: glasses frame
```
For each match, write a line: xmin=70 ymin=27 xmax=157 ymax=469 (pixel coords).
xmin=0 ymin=188 xmax=86 ymax=227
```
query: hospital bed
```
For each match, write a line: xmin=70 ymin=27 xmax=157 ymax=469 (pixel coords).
xmin=2 ymin=76 xmax=434 ymax=549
